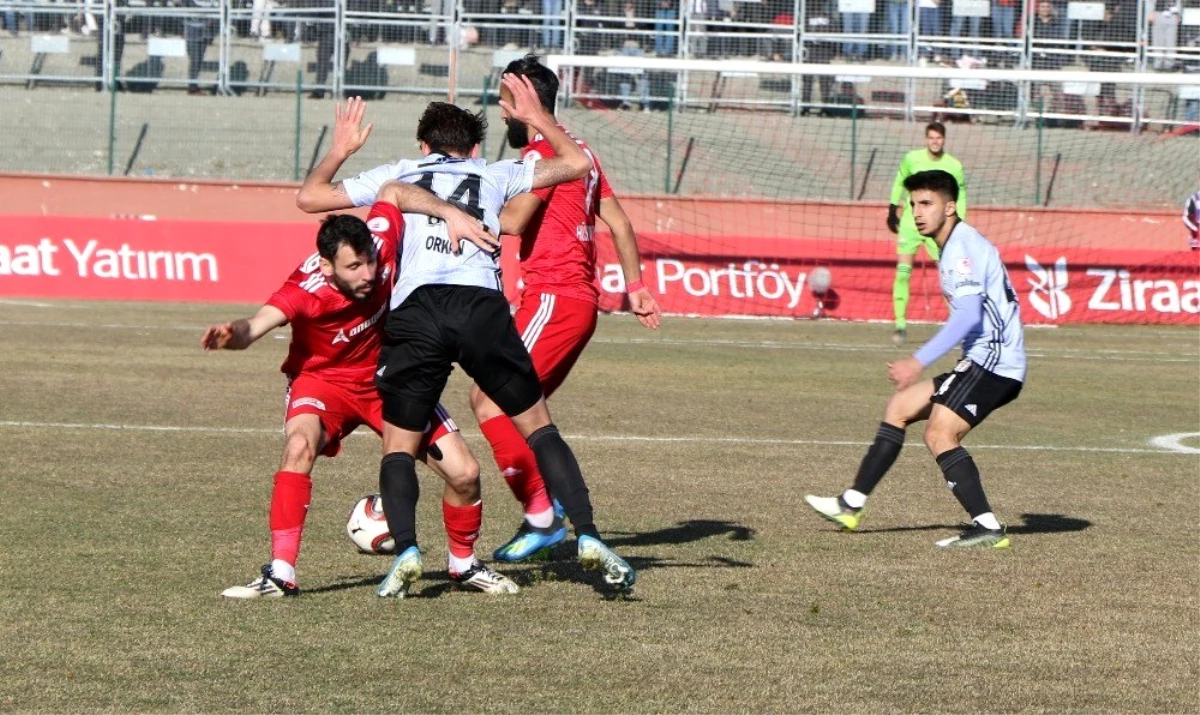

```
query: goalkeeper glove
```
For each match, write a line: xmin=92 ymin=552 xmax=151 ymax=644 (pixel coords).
xmin=886 ymin=204 xmax=900 ymax=234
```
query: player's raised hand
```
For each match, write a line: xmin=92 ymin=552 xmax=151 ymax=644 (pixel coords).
xmin=498 ymin=73 xmax=550 ymax=128
xmin=629 ymin=287 xmax=662 ymax=330
xmin=200 ymin=323 xmax=235 ymax=351
xmin=332 ymin=96 xmax=373 ymax=158
xmin=886 ymin=356 xmax=923 ymax=391
xmin=444 ymin=208 xmax=501 ymax=256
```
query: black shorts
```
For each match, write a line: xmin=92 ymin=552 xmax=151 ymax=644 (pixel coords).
xmin=375 ymin=284 xmax=543 ymax=432
xmin=931 ymin=358 xmax=1023 ymax=428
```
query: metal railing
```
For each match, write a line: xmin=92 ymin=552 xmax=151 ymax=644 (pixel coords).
xmin=0 ymin=0 xmax=1196 ymax=122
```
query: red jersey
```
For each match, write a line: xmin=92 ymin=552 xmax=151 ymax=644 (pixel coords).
xmin=519 ymin=127 xmax=614 ymax=305
xmin=267 ymin=202 xmax=402 ymax=385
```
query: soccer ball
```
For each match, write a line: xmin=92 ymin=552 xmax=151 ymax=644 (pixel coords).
xmin=809 ymin=266 xmax=833 ymax=295
xmin=346 ymin=494 xmax=394 ymax=554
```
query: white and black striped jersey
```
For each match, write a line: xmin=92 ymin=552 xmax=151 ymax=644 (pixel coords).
xmin=938 ymin=222 xmax=1027 ymax=382
xmin=343 ymin=154 xmax=536 ymax=309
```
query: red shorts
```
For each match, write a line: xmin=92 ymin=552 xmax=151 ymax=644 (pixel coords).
xmin=284 ymin=374 xmax=456 ymax=457
xmin=515 ymin=291 xmax=598 ymax=396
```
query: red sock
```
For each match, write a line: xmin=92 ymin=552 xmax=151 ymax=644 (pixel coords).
xmin=269 ymin=470 xmax=312 ymax=568
xmin=479 ymin=415 xmax=553 ymax=516
xmin=442 ymin=499 xmax=482 ymax=560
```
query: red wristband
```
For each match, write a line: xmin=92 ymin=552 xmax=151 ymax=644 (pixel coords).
xmin=625 ymin=280 xmax=645 ymax=294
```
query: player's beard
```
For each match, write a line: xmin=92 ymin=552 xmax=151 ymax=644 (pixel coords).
xmin=505 ymin=117 xmax=529 ymax=149
xmin=332 ymin=274 xmax=373 ymax=302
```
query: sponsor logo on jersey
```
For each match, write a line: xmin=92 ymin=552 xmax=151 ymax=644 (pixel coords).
xmin=367 ymin=217 xmax=391 ymax=234
xmin=1025 ymin=254 xmax=1071 ymax=319
xmin=955 ymin=257 xmax=972 ymax=275
xmin=332 ymin=329 xmax=349 ymax=344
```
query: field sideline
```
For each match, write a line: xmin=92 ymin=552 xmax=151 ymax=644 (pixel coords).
xmin=1 ymin=299 xmax=1196 ymax=714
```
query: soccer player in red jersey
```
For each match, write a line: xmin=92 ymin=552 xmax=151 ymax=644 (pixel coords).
xmin=478 ymin=55 xmax=663 ymax=562
xmin=204 ymin=201 xmax=517 ymax=598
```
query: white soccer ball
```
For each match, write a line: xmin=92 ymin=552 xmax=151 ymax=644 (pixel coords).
xmin=809 ymin=266 xmax=833 ymax=295
xmin=346 ymin=494 xmax=395 ymax=554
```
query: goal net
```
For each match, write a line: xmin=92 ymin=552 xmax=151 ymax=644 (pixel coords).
xmin=542 ymin=55 xmax=1200 ymax=326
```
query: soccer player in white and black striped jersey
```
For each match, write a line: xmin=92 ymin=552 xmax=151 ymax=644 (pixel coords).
xmin=370 ymin=73 xmax=638 ymax=595
xmin=806 ymin=169 xmax=1026 ymax=549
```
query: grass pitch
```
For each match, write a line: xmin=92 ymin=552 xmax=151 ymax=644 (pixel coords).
xmin=0 ymin=300 xmax=1196 ymax=714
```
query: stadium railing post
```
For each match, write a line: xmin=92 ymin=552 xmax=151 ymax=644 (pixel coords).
xmin=665 ymin=94 xmax=674 ymax=194
xmin=106 ymin=74 xmax=117 ymax=176
xmin=481 ymin=75 xmax=491 ymax=159
xmin=849 ymin=96 xmax=858 ymax=201
xmin=294 ymin=69 xmax=302 ymax=182
xmin=1035 ymin=96 xmax=1044 ymax=205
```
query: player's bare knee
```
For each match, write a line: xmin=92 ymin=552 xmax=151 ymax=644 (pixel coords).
xmin=281 ymin=433 xmax=318 ymax=473
xmin=443 ymin=459 xmax=481 ymax=497
xmin=922 ymin=423 xmax=960 ymax=456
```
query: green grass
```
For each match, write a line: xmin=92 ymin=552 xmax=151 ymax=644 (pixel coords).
xmin=0 ymin=300 xmax=1196 ymax=714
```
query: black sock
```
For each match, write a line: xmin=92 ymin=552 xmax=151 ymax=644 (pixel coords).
xmin=379 ymin=452 xmax=419 ymax=553
xmin=935 ymin=447 xmax=992 ymax=520
xmin=527 ymin=424 xmax=599 ymax=540
xmin=850 ymin=423 xmax=906 ymax=496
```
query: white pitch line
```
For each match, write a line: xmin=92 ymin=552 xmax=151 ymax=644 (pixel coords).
xmin=1148 ymin=432 xmax=1200 ymax=455
xmin=0 ymin=420 xmax=1192 ymax=455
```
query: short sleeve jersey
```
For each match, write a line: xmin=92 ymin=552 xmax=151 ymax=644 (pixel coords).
xmin=890 ymin=149 xmax=968 ymax=219
xmin=519 ymin=127 xmax=614 ymax=304
xmin=938 ymin=221 xmax=1026 ymax=382
xmin=375 ymin=154 xmax=536 ymax=308
xmin=266 ymin=202 xmax=402 ymax=385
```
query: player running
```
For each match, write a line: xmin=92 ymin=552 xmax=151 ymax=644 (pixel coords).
xmin=366 ymin=75 xmax=637 ymax=597
xmin=806 ymin=169 xmax=1025 ymax=549
xmin=887 ymin=121 xmax=968 ymax=345
xmin=205 ymin=200 xmax=518 ymax=598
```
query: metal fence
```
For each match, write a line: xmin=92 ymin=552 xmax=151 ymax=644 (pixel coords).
xmin=1 ymin=0 xmax=1196 ymax=97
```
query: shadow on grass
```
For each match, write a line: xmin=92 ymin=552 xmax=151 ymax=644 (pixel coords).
xmin=862 ymin=512 xmax=1092 ymax=535
xmin=308 ymin=519 xmax=758 ymax=599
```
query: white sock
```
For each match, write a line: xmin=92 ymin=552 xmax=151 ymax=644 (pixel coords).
xmin=841 ymin=489 xmax=868 ymax=509
xmin=973 ymin=512 xmax=1001 ymax=530
xmin=448 ymin=553 xmax=477 ymax=575
xmin=526 ymin=507 xmax=555 ymax=529
xmin=270 ymin=559 xmax=296 ymax=584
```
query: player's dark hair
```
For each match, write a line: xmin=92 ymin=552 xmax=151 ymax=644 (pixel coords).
xmin=503 ymin=54 xmax=559 ymax=113
xmin=925 ymin=121 xmax=946 ymax=136
xmin=903 ymin=169 xmax=960 ymax=202
xmin=316 ymin=214 xmax=374 ymax=262
xmin=416 ymin=102 xmax=487 ymax=156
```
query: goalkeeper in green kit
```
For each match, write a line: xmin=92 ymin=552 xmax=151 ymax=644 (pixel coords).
xmin=886 ymin=121 xmax=967 ymax=345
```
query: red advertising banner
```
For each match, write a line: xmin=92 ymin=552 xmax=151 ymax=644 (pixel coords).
xmin=2 ymin=215 xmax=1197 ymax=325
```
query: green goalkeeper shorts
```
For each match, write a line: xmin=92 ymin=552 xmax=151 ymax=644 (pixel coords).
xmin=897 ymin=211 xmax=941 ymax=260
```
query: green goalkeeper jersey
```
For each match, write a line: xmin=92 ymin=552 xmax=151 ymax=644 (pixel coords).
xmin=889 ymin=149 xmax=968 ymax=219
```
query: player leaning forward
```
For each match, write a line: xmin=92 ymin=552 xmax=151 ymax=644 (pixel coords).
xmin=806 ymin=169 xmax=1026 ymax=549
xmin=364 ymin=75 xmax=636 ymax=595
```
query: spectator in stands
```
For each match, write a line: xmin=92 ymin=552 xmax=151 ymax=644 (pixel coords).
xmin=917 ymin=0 xmax=941 ymax=59
xmin=1149 ymin=0 xmax=1182 ymax=69
xmin=251 ymin=0 xmax=275 ymax=40
xmin=616 ymin=37 xmax=651 ymax=109
xmin=184 ymin=0 xmax=218 ymax=95
xmin=949 ymin=1 xmax=982 ymax=59
xmin=576 ymin=0 xmax=608 ymax=54
xmin=542 ymin=0 xmax=564 ymax=49
xmin=3 ymin=0 xmax=33 ymax=35
xmin=841 ymin=0 xmax=871 ymax=60
xmin=429 ymin=0 xmax=454 ymax=44
xmin=761 ymin=9 xmax=794 ymax=62
xmin=992 ymin=0 xmax=1019 ymax=53
xmin=1031 ymin=0 xmax=1066 ymax=68
xmin=687 ymin=0 xmax=720 ymax=58
xmin=802 ymin=0 xmax=837 ymax=113
xmin=654 ymin=0 xmax=678 ymax=56
xmin=1083 ymin=3 xmax=1135 ymax=108
xmin=886 ymin=0 xmax=911 ymax=60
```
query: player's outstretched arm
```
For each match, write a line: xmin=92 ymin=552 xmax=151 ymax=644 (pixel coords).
xmin=599 ymin=195 xmax=661 ymax=330
xmin=376 ymin=181 xmax=499 ymax=255
xmin=498 ymin=73 xmax=591 ymax=190
xmin=296 ymin=97 xmax=374 ymax=213
xmin=200 ymin=305 xmax=288 ymax=351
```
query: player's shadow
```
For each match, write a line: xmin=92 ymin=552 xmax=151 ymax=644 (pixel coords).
xmin=309 ymin=520 xmax=759 ymax=599
xmin=862 ymin=512 xmax=1092 ymax=535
